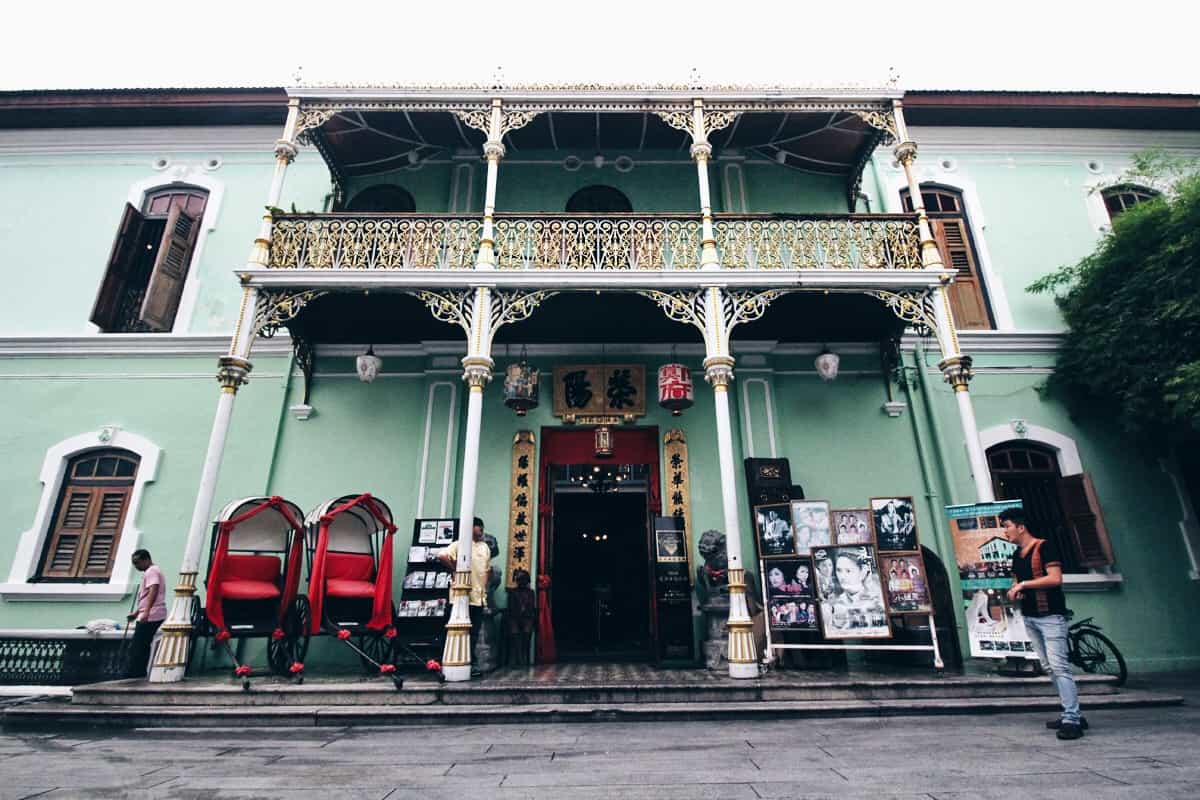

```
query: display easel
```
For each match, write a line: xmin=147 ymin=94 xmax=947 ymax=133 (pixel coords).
xmin=759 ymin=560 xmax=945 ymax=672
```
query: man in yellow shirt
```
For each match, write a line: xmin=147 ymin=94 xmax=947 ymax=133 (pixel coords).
xmin=437 ymin=516 xmax=493 ymax=671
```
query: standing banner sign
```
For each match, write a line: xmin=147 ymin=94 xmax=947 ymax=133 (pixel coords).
xmin=652 ymin=516 xmax=695 ymax=665
xmin=945 ymin=501 xmax=1039 ymax=660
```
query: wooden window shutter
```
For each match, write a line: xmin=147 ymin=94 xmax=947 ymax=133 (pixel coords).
xmin=139 ymin=203 xmax=200 ymax=331
xmin=931 ymin=218 xmax=991 ymax=330
xmin=1056 ymin=473 xmax=1114 ymax=568
xmin=42 ymin=489 xmax=98 ymax=578
xmin=90 ymin=203 xmax=146 ymax=330
xmin=80 ymin=489 xmax=130 ymax=578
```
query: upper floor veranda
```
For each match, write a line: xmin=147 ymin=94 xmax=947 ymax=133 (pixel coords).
xmin=259 ymin=81 xmax=929 ymax=280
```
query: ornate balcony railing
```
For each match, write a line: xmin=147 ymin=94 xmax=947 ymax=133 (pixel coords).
xmin=267 ymin=213 xmax=921 ymax=271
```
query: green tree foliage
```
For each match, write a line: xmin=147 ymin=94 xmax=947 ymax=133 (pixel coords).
xmin=1028 ymin=152 xmax=1200 ymax=444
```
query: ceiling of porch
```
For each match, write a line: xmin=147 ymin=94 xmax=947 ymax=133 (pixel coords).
xmin=284 ymin=290 xmax=904 ymax=347
xmin=313 ymin=108 xmax=882 ymax=189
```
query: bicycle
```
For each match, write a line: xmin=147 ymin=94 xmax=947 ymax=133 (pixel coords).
xmin=1068 ymin=615 xmax=1127 ymax=686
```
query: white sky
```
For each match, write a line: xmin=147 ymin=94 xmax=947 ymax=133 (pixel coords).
xmin=3 ymin=0 xmax=1197 ymax=94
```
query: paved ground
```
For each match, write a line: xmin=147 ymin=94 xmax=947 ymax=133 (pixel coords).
xmin=0 ymin=673 xmax=1195 ymax=800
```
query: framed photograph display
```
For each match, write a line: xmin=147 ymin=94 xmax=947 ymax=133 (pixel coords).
xmin=833 ymin=509 xmax=873 ymax=545
xmin=790 ymin=500 xmax=832 ymax=555
xmin=754 ymin=502 xmax=796 ymax=558
xmin=768 ymin=598 xmax=819 ymax=631
xmin=870 ymin=496 xmax=919 ymax=552
xmin=812 ymin=544 xmax=892 ymax=639
xmin=764 ymin=558 xmax=815 ymax=600
xmin=880 ymin=553 xmax=934 ymax=614
xmin=655 ymin=529 xmax=687 ymax=563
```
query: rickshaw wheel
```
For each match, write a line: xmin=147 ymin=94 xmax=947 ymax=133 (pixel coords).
xmin=358 ymin=633 xmax=390 ymax=673
xmin=268 ymin=596 xmax=312 ymax=676
xmin=187 ymin=602 xmax=208 ymax=674
xmin=292 ymin=596 xmax=312 ymax=663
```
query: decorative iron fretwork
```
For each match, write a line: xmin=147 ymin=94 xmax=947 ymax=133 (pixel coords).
xmin=452 ymin=109 xmax=492 ymax=135
xmin=295 ymin=108 xmax=340 ymax=145
xmin=499 ymin=109 xmax=539 ymax=137
xmin=653 ymin=109 xmax=695 ymax=134
xmin=703 ymin=110 xmax=740 ymax=138
xmin=0 ymin=634 xmax=127 ymax=685
xmin=292 ymin=331 xmax=315 ymax=405
xmin=269 ymin=216 xmax=483 ymax=270
xmin=254 ymin=290 xmax=329 ymax=338
xmin=505 ymin=431 xmax=537 ymax=587
xmin=266 ymin=214 xmax=921 ymax=272
xmin=870 ymin=289 xmax=939 ymax=342
xmin=638 ymin=288 xmax=785 ymax=338
xmin=849 ymin=109 xmax=899 ymax=143
xmin=493 ymin=216 xmax=702 ymax=270
xmin=409 ymin=288 xmax=557 ymax=339
xmin=412 ymin=288 xmax=475 ymax=335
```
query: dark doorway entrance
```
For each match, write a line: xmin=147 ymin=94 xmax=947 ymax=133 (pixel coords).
xmin=551 ymin=487 xmax=651 ymax=660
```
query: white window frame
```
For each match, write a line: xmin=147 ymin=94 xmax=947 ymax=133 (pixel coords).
xmin=979 ymin=421 xmax=1122 ymax=591
xmin=1083 ymin=173 xmax=1171 ymax=234
xmin=90 ymin=167 xmax=226 ymax=336
xmin=2 ymin=427 xmax=161 ymax=600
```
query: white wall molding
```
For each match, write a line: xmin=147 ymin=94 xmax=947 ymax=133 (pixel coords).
xmin=0 ymin=335 xmax=292 ymax=357
xmin=1160 ymin=457 xmax=1200 ymax=580
xmin=415 ymin=381 xmax=460 ymax=518
xmin=979 ymin=422 xmax=1083 ymax=475
xmin=2 ymin=428 xmax=162 ymax=601
xmin=904 ymin=126 xmax=1200 ymax=155
xmin=0 ymin=126 xmax=281 ymax=156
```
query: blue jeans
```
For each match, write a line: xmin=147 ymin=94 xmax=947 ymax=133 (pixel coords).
xmin=1024 ymin=614 xmax=1081 ymax=724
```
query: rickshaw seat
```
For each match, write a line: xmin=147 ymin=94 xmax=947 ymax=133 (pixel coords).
xmin=219 ymin=554 xmax=282 ymax=600
xmin=324 ymin=551 xmax=376 ymax=599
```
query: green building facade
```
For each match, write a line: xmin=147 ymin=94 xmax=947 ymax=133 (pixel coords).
xmin=0 ymin=84 xmax=1197 ymax=676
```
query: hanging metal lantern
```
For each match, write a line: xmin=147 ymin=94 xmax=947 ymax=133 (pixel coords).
xmin=503 ymin=350 xmax=539 ymax=416
xmin=356 ymin=345 xmax=382 ymax=384
xmin=594 ymin=425 xmax=613 ymax=458
xmin=657 ymin=363 xmax=695 ymax=416
xmin=814 ymin=347 xmax=840 ymax=383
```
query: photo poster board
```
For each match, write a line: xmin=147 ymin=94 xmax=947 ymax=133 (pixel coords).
xmin=652 ymin=516 xmax=695 ymax=665
xmin=398 ymin=518 xmax=459 ymax=622
xmin=945 ymin=501 xmax=1038 ymax=660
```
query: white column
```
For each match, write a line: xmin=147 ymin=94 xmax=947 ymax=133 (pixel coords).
xmin=701 ymin=288 xmax=758 ymax=679
xmin=440 ymin=279 xmax=496 ymax=683
xmin=150 ymin=101 xmax=301 ymax=683
xmin=690 ymin=100 xmax=720 ymax=271
xmin=893 ymin=101 xmax=994 ymax=503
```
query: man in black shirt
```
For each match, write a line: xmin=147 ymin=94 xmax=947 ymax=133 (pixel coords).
xmin=1001 ymin=507 xmax=1084 ymax=740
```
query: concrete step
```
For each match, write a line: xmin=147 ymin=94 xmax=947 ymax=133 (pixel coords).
xmin=69 ymin=672 xmax=1120 ymax=707
xmin=2 ymin=689 xmax=1181 ymax=730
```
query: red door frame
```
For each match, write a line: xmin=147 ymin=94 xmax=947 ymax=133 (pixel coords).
xmin=535 ymin=427 xmax=661 ymax=664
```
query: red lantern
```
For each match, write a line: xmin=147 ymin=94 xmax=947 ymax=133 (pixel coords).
xmin=658 ymin=364 xmax=694 ymax=416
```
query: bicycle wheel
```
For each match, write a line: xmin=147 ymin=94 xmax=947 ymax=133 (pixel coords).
xmin=1072 ymin=629 xmax=1127 ymax=686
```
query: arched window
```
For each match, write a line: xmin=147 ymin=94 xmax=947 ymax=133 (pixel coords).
xmin=901 ymin=185 xmax=992 ymax=330
xmin=565 ymin=185 xmax=633 ymax=213
xmin=1101 ymin=184 xmax=1159 ymax=220
xmin=344 ymin=184 xmax=416 ymax=213
xmin=91 ymin=186 xmax=209 ymax=334
xmin=987 ymin=442 xmax=1113 ymax=574
xmin=38 ymin=449 xmax=140 ymax=581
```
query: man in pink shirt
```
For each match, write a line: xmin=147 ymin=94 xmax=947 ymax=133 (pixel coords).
xmin=126 ymin=549 xmax=167 ymax=678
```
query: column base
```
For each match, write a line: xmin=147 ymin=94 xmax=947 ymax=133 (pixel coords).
xmin=442 ymin=664 xmax=472 ymax=682
xmin=148 ymin=665 xmax=186 ymax=684
xmin=728 ymin=661 xmax=760 ymax=680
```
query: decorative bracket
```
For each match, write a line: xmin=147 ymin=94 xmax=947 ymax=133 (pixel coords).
xmin=254 ymin=290 xmax=329 ymax=338
xmin=410 ymin=287 xmax=558 ymax=349
xmin=291 ymin=330 xmax=315 ymax=405
xmin=295 ymin=107 xmax=341 ymax=145
xmin=869 ymin=289 xmax=941 ymax=347
xmin=638 ymin=288 xmax=786 ymax=353
xmin=849 ymin=108 xmax=898 ymax=144
xmin=452 ymin=107 xmax=541 ymax=139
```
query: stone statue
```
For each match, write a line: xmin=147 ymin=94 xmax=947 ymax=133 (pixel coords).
xmin=475 ymin=533 xmax=503 ymax=673
xmin=695 ymin=529 xmax=760 ymax=670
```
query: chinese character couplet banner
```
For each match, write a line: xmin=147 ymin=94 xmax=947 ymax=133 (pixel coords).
xmin=506 ymin=431 xmax=536 ymax=587
xmin=945 ymin=501 xmax=1038 ymax=660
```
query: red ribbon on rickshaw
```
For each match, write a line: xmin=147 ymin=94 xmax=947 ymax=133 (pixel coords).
xmin=307 ymin=493 xmax=398 ymax=635
xmin=205 ymin=496 xmax=305 ymax=639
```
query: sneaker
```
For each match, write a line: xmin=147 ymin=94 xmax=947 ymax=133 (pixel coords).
xmin=1046 ymin=717 xmax=1089 ymax=730
xmin=1056 ymin=722 xmax=1085 ymax=740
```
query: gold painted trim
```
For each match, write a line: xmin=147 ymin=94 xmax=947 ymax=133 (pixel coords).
xmin=506 ymin=430 xmax=537 ymax=587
